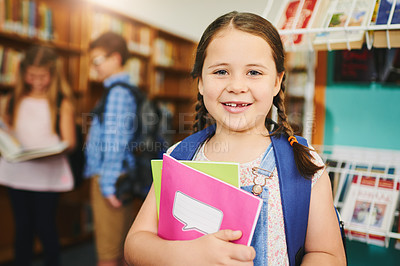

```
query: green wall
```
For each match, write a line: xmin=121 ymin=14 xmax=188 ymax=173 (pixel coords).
xmin=324 ymin=52 xmax=400 ymax=150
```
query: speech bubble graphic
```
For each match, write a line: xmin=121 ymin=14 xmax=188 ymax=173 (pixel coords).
xmin=173 ymin=191 xmax=223 ymax=235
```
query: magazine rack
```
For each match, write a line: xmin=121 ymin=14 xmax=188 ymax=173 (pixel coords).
xmin=314 ymin=145 xmax=400 ymax=248
xmin=263 ymin=0 xmax=400 ymax=51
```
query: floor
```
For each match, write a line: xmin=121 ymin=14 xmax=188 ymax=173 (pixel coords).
xmin=2 ymin=238 xmax=400 ymax=265
xmin=0 ymin=240 xmax=97 ymax=266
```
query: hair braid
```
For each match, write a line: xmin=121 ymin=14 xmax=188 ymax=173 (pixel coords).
xmin=273 ymin=89 xmax=293 ymax=137
xmin=193 ymin=92 xmax=208 ymax=133
xmin=272 ymin=80 xmax=323 ymax=179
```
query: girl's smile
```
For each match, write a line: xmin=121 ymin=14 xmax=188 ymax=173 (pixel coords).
xmin=221 ymin=101 xmax=253 ymax=114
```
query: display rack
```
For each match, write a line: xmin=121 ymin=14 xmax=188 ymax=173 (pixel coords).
xmin=315 ymin=145 xmax=400 ymax=247
xmin=263 ymin=0 xmax=400 ymax=52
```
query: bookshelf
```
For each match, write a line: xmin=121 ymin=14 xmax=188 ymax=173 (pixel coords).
xmin=0 ymin=0 xmax=197 ymax=263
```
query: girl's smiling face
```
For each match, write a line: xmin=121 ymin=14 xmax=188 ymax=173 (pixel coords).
xmin=199 ymin=27 xmax=283 ymax=135
xmin=25 ymin=66 xmax=51 ymax=94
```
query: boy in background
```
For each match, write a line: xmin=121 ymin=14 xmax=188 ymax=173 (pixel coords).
xmin=84 ymin=31 xmax=138 ymax=266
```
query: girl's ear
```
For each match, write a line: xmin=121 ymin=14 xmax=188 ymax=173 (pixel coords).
xmin=273 ymin=72 xmax=284 ymax=96
xmin=198 ymin=78 xmax=204 ymax=95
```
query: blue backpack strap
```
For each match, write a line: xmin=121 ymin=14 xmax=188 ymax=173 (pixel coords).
xmin=271 ymin=134 xmax=311 ymax=266
xmin=169 ymin=124 xmax=216 ymax=160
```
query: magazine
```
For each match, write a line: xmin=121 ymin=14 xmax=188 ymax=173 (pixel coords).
xmin=373 ymin=0 xmax=400 ymax=48
xmin=340 ymin=167 xmax=399 ymax=246
xmin=313 ymin=0 xmax=376 ymax=50
xmin=0 ymin=119 xmax=68 ymax=162
xmin=264 ymin=0 xmax=328 ymax=50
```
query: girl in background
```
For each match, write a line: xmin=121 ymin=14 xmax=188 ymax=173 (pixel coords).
xmin=0 ymin=46 xmax=76 ymax=266
xmin=124 ymin=11 xmax=346 ymax=265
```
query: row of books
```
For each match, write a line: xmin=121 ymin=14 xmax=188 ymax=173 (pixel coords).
xmin=318 ymin=145 xmax=400 ymax=247
xmin=153 ymin=38 xmax=194 ymax=70
xmin=0 ymin=46 xmax=23 ymax=86
xmin=91 ymin=11 xmax=152 ymax=56
xmin=0 ymin=0 xmax=54 ymax=41
xmin=266 ymin=0 xmax=400 ymax=51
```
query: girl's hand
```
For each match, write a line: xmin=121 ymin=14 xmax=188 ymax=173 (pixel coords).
xmin=183 ymin=229 xmax=255 ymax=266
xmin=106 ymin=194 xmax=122 ymax=208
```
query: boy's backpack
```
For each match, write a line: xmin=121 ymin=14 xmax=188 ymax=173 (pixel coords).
xmin=170 ymin=124 xmax=346 ymax=266
xmin=102 ymin=82 xmax=170 ymax=203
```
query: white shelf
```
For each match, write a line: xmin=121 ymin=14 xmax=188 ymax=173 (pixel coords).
xmin=263 ymin=0 xmax=400 ymax=51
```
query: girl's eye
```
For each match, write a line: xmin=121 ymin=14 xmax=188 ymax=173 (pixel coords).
xmin=248 ymin=70 xmax=262 ymax=76
xmin=214 ymin=70 xmax=228 ymax=75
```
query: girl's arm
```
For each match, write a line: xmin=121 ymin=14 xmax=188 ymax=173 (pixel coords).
xmin=59 ymin=99 xmax=76 ymax=152
xmin=302 ymin=170 xmax=346 ymax=265
xmin=124 ymin=184 xmax=256 ymax=266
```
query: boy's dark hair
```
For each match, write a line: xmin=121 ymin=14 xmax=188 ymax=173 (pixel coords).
xmin=89 ymin=31 xmax=129 ymax=65
xmin=191 ymin=11 xmax=323 ymax=179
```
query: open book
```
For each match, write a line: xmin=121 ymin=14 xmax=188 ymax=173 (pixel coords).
xmin=157 ymin=154 xmax=262 ymax=246
xmin=0 ymin=120 xmax=68 ymax=162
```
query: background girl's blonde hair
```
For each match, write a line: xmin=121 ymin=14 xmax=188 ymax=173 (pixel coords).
xmin=10 ymin=46 xmax=74 ymax=132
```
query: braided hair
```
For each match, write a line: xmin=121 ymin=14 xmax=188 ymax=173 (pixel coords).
xmin=191 ymin=11 xmax=323 ymax=178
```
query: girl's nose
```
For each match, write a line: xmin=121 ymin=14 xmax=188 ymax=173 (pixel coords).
xmin=226 ymin=75 xmax=248 ymax=93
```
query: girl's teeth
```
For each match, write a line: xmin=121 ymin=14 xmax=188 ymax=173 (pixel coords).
xmin=225 ymin=103 xmax=249 ymax=107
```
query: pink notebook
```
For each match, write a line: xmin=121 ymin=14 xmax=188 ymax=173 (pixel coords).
xmin=158 ymin=154 xmax=262 ymax=246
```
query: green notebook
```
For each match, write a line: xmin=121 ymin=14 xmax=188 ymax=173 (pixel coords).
xmin=151 ymin=159 xmax=240 ymax=215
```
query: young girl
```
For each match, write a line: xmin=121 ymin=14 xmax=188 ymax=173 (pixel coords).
xmin=124 ymin=11 xmax=346 ymax=265
xmin=0 ymin=46 xmax=76 ymax=266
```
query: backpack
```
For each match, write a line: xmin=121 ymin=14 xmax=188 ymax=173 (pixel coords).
xmin=169 ymin=124 xmax=346 ymax=266
xmin=101 ymin=82 xmax=171 ymax=203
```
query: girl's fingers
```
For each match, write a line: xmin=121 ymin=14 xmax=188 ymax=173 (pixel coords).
xmin=214 ymin=229 xmax=242 ymax=242
xmin=229 ymin=244 xmax=256 ymax=262
xmin=213 ymin=230 xmax=256 ymax=262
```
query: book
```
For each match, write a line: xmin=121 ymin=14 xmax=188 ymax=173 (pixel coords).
xmin=340 ymin=167 xmax=399 ymax=246
xmin=151 ymin=158 xmax=240 ymax=216
xmin=373 ymin=0 xmax=400 ymax=48
xmin=158 ymin=154 xmax=262 ymax=246
xmin=313 ymin=0 xmax=376 ymax=50
xmin=265 ymin=0 xmax=328 ymax=50
xmin=0 ymin=119 xmax=68 ymax=162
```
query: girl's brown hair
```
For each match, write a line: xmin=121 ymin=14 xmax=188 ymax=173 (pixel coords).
xmin=191 ymin=11 xmax=322 ymax=178
xmin=9 ymin=45 xmax=74 ymax=133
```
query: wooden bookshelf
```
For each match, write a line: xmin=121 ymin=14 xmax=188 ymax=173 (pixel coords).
xmin=0 ymin=1 xmax=197 ymax=264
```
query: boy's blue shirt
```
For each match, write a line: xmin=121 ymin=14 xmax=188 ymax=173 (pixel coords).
xmin=84 ymin=72 xmax=136 ymax=197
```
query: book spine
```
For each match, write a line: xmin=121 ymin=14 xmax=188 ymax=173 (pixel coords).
xmin=28 ymin=0 xmax=36 ymax=37
xmin=0 ymin=46 xmax=4 ymax=84
xmin=0 ymin=0 xmax=5 ymax=30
